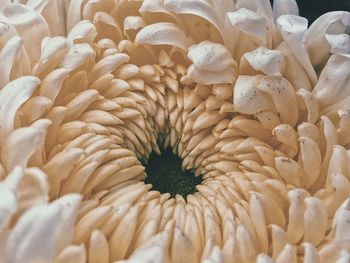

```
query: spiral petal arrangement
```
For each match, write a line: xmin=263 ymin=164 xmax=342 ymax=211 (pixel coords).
xmin=0 ymin=0 xmax=350 ymax=262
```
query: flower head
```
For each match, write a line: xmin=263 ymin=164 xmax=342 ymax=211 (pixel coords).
xmin=0 ymin=0 xmax=349 ymax=262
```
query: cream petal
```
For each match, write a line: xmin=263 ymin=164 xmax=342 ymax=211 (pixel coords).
xmin=34 ymin=36 xmax=69 ymax=77
xmin=82 ymin=0 xmax=115 ymax=21
xmin=0 ymin=184 xmax=16 ymax=230
xmin=277 ymin=15 xmax=317 ymax=84
xmin=0 ymin=76 xmax=40 ymax=145
xmin=272 ymin=0 xmax=299 ymax=21
xmin=227 ymin=8 xmax=268 ymax=44
xmin=124 ymin=16 xmax=146 ymax=31
xmin=1 ymin=119 xmax=51 ymax=172
xmin=67 ymin=20 xmax=97 ymax=44
xmin=66 ymin=0 xmax=84 ymax=32
xmin=277 ymin=42 xmax=312 ymax=91
xmin=326 ymin=33 xmax=350 ymax=55
xmin=54 ymin=244 xmax=87 ymax=263
xmin=164 ymin=0 xmax=223 ymax=43
xmin=135 ymin=22 xmax=194 ymax=51
xmin=6 ymin=203 xmax=63 ymax=263
xmin=60 ymin=43 xmax=96 ymax=72
xmin=333 ymin=198 xmax=350 ymax=242
xmin=304 ymin=11 xmax=350 ymax=68
xmin=188 ymin=41 xmax=235 ymax=72
xmin=0 ymin=14 xmax=18 ymax=46
xmin=186 ymin=64 xmax=236 ymax=85
xmin=2 ymin=3 xmax=50 ymax=66
xmin=27 ymin=0 xmax=66 ymax=36
xmin=257 ymin=76 xmax=299 ymax=126
xmin=52 ymin=194 xmax=82 ymax=254
xmin=233 ymin=75 xmax=271 ymax=115
xmin=0 ymin=36 xmax=23 ymax=88
xmin=241 ymin=46 xmax=285 ymax=76
xmin=312 ymin=53 xmax=350 ymax=108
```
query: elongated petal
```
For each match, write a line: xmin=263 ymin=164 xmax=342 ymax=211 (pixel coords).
xmin=1 ymin=119 xmax=51 ymax=171
xmin=0 ymin=184 xmax=16 ymax=230
xmin=6 ymin=203 xmax=63 ymax=263
xmin=0 ymin=36 xmax=22 ymax=88
xmin=277 ymin=15 xmax=317 ymax=84
xmin=0 ymin=76 xmax=40 ymax=145
xmin=2 ymin=3 xmax=50 ymax=66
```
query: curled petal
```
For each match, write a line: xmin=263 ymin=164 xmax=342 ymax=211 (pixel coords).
xmin=164 ymin=0 xmax=224 ymax=43
xmin=304 ymin=11 xmax=350 ymax=67
xmin=188 ymin=41 xmax=235 ymax=72
xmin=258 ymin=76 xmax=299 ymax=126
xmin=124 ymin=16 xmax=146 ymax=40
xmin=67 ymin=20 xmax=97 ymax=44
xmin=326 ymin=33 xmax=350 ymax=55
xmin=233 ymin=75 xmax=272 ymax=115
xmin=296 ymin=89 xmax=319 ymax=123
xmin=2 ymin=3 xmax=50 ymax=65
xmin=60 ymin=43 xmax=96 ymax=72
xmin=312 ymin=53 xmax=350 ymax=108
xmin=0 ymin=76 xmax=40 ymax=145
xmin=227 ymin=8 xmax=268 ymax=42
xmin=135 ymin=22 xmax=194 ymax=51
xmin=240 ymin=47 xmax=285 ymax=76
xmin=34 ymin=36 xmax=69 ymax=77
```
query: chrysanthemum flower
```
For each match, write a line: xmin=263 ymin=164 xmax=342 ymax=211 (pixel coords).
xmin=0 ymin=0 xmax=349 ymax=262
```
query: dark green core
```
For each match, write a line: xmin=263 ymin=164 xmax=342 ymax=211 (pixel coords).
xmin=143 ymin=147 xmax=202 ymax=198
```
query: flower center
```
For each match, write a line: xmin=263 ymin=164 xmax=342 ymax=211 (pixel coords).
xmin=143 ymin=147 xmax=203 ymax=198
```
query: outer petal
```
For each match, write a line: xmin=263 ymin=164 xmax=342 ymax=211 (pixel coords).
xmin=135 ymin=22 xmax=194 ymax=51
xmin=33 ymin=36 xmax=69 ymax=77
xmin=6 ymin=203 xmax=63 ymax=263
xmin=233 ymin=75 xmax=272 ymax=115
xmin=53 ymin=194 xmax=82 ymax=253
xmin=227 ymin=8 xmax=267 ymax=44
xmin=27 ymin=0 xmax=66 ymax=36
xmin=277 ymin=15 xmax=317 ymax=84
xmin=312 ymin=53 xmax=350 ymax=108
xmin=258 ymin=76 xmax=299 ymax=126
xmin=67 ymin=20 xmax=97 ymax=44
xmin=2 ymin=3 xmax=50 ymax=66
xmin=273 ymin=0 xmax=299 ymax=21
xmin=0 ymin=184 xmax=16 ymax=230
xmin=0 ymin=36 xmax=23 ymax=88
xmin=188 ymin=41 xmax=235 ymax=72
xmin=240 ymin=47 xmax=285 ymax=76
xmin=164 ymin=0 xmax=223 ymax=43
xmin=186 ymin=64 xmax=236 ymax=85
xmin=1 ymin=119 xmax=51 ymax=172
xmin=0 ymin=76 xmax=40 ymax=145
xmin=325 ymin=34 xmax=350 ymax=55
xmin=304 ymin=11 xmax=350 ymax=67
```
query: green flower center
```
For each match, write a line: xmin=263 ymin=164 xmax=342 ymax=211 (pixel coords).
xmin=143 ymin=147 xmax=203 ymax=198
